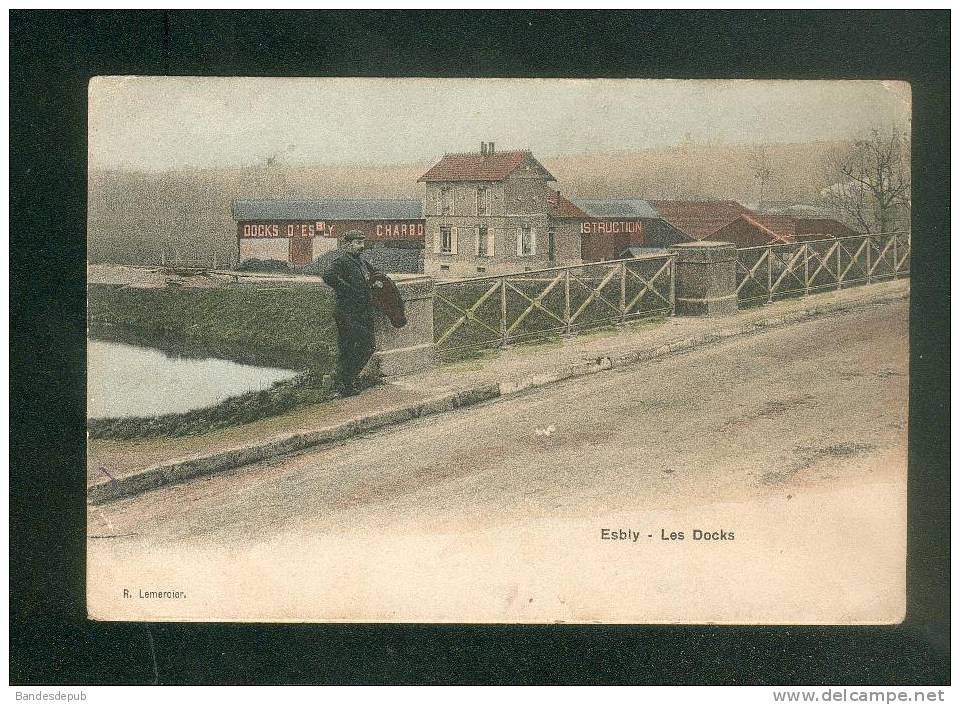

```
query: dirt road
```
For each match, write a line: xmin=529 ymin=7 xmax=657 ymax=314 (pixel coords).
xmin=88 ymin=300 xmax=908 ymax=624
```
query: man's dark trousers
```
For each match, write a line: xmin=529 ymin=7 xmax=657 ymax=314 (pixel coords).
xmin=334 ymin=307 xmax=374 ymax=394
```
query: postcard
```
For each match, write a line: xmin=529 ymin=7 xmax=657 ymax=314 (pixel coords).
xmin=86 ymin=77 xmax=911 ymax=623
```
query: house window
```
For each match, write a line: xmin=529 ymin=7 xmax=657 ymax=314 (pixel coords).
xmin=477 ymin=187 xmax=489 ymax=216
xmin=478 ymin=226 xmax=489 ymax=257
xmin=520 ymin=226 xmax=534 ymax=256
xmin=440 ymin=226 xmax=453 ymax=254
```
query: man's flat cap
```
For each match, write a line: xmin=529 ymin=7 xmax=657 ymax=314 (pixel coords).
xmin=343 ymin=230 xmax=367 ymax=241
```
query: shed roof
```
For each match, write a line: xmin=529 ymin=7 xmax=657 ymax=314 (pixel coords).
xmin=418 ymin=150 xmax=555 ymax=182
xmin=707 ymin=214 xmax=797 ymax=244
xmin=232 ymin=199 xmax=423 ymax=221
xmin=796 ymin=218 xmax=861 ymax=237
xmin=648 ymin=200 xmax=755 ymax=240
xmin=712 ymin=214 xmax=860 ymax=243
xmin=741 ymin=214 xmax=798 ymax=242
xmin=572 ymin=198 xmax=659 ymax=219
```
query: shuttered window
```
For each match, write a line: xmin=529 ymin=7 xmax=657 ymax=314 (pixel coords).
xmin=518 ymin=226 xmax=535 ymax=256
xmin=476 ymin=227 xmax=489 ymax=257
xmin=439 ymin=188 xmax=452 ymax=216
xmin=477 ymin=187 xmax=489 ymax=216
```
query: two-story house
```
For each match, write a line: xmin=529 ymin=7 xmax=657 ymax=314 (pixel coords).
xmin=418 ymin=142 xmax=584 ymax=279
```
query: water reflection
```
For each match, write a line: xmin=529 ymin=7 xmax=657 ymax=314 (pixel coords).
xmin=88 ymin=338 xmax=300 ymax=419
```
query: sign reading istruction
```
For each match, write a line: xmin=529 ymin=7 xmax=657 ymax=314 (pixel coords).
xmin=580 ymin=221 xmax=644 ymax=235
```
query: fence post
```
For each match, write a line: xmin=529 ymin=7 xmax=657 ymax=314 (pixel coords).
xmin=767 ymin=246 xmax=773 ymax=303
xmin=669 ymin=256 xmax=676 ymax=315
xmin=836 ymin=240 xmax=842 ymax=290
xmin=500 ymin=277 xmax=508 ymax=347
xmin=668 ymin=242 xmax=737 ymax=316
xmin=564 ymin=268 xmax=571 ymax=334
xmin=866 ymin=235 xmax=872 ymax=283
xmin=620 ymin=261 xmax=626 ymax=323
xmin=892 ymin=234 xmax=898 ymax=279
xmin=371 ymin=275 xmax=436 ymax=376
xmin=803 ymin=243 xmax=810 ymax=296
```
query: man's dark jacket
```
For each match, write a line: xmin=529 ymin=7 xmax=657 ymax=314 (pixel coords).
xmin=321 ymin=249 xmax=373 ymax=320
xmin=321 ymin=249 xmax=375 ymax=385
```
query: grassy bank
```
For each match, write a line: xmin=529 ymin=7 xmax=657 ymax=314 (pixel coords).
xmin=87 ymin=282 xmax=338 ymax=366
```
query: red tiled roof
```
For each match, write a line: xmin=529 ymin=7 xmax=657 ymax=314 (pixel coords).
xmin=713 ymin=214 xmax=861 ymax=244
xmin=796 ymin=218 xmax=860 ymax=237
xmin=418 ymin=150 xmax=555 ymax=182
xmin=547 ymin=191 xmax=589 ymax=219
xmin=649 ymin=200 xmax=755 ymax=240
xmin=739 ymin=214 xmax=798 ymax=242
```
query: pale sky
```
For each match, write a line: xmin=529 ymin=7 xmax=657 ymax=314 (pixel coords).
xmin=88 ymin=77 xmax=911 ymax=172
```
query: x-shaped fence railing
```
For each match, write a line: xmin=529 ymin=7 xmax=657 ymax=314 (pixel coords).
xmin=434 ymin=254 xmax=676 ymax=356
xmin=432 ymin=233 xmax=908 ymax=356
xmin=735 ymin=232 xmax=910 ymax=306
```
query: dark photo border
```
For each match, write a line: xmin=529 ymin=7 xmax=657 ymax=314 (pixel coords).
xmin=10 ymin=10 xmax=949 ymax=685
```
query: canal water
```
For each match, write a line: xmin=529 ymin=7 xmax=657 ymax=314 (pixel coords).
xmin=87 ymin=338 xmax=301 ymax=419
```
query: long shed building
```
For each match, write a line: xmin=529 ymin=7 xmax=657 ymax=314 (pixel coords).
xmin=232 ymin=199 xmax=425 ymax=272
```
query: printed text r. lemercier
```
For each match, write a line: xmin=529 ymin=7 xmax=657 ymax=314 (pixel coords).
xmin=123 ymin=588 xmax=186 ymax=599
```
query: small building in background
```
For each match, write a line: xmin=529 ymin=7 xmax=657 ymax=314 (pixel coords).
xmin=793 ymin=218 xmax=861 ymax=241
xmin=708 ymin=213 xmax=860 ymax=247
xmin=705 ymin=214 xmax=796 ymax=247
xmin=646 ymin=200 xmax=755 ymax=244
xmin=418 ymin=143 xmax=584 ymax=279
xmin=231 ymin=199 xmax=425 ymax=272
xmin=572 ymin=198 xmax=677 ymax=260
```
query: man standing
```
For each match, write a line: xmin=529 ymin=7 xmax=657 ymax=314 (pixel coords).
xmin=321 ymin=230 xmax=380 ymax=397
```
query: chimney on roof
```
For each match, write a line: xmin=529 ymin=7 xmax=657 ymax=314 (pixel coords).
xmin=488 ymin=142 xmax=495 ymax=154
xmin=480 ymin=141 xmax=487 ymax=156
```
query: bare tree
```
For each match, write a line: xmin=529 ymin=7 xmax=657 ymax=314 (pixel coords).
xmin=749 ymin=145 xmax=774 ymax=206
xmin=822 ymin=126 xmax=911 ymax=233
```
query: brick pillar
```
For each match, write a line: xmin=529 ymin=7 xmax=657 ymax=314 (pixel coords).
xmin=371 ymin=274 xmax=436 ymax=376
xmin=669 ymin=241 xmax=738 ymax=316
